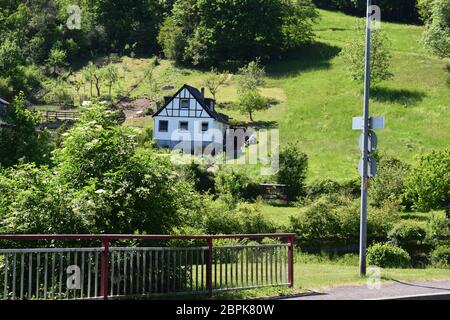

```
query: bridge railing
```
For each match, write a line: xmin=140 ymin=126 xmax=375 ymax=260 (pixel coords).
xmin=0 ymin=234 xmax=295 ymax=300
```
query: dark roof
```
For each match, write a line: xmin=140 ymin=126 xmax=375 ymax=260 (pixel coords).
xmin=0 ymin=97 xmax=10 ymax=105
xmin=153 ymin=84 xmax=229 ymax=124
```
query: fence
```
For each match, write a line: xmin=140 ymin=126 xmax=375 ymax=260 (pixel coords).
xmin=0 ymin=234 xmax=295 ymax=300
xmin=41 ymin=111 xmax=80 ymax=123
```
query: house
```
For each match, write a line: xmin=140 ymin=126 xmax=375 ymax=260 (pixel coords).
xmin=0 ymin=97 xmax=10 ymax=127
xmin=153 ymin=84 xmax=229 ymax=153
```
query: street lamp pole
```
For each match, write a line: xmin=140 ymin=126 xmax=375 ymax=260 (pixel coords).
xmin=360 ymin=0 xmax=372 ymax=277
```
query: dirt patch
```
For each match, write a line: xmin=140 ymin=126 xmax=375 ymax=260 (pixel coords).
xmin=116 ymin=98 xmax=155 ymax=119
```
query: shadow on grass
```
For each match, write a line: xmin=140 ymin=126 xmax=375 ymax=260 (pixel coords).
xmin=266 ymin=42 xmax=342 ymax=78
xmin=371 ymin=87 xmax=426 ymax=106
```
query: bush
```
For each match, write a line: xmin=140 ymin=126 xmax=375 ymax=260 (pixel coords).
xmin=367 ymin=201 xmax=402 ymax=239
xmin=367 ymin=243 xmax=411 ymax=268
xmin=388 ymin=221 xmax=427 ymax=252
xmin=289 ymin=197 xmax=341 ymax=240
xmin=425 ymin=212 xmax=450 ymax=246
xmin=370 ymin=156 xmax=410 ymax=207
xmin=184 ymin=163 xmax=216 ymax=194
xmin=405 ymin=148 xmax=450 ymax=212
xmin=430 ymin=245 xmax=450 ymax=268
xmin=306 ymin=178 xmax=360 ymax=200
xmin=278 ymin=143 xmax=308 ymax=201
xmin=189 ymin=196 xmax=274 ymax=235
xmin=215 ymin=167 xmax=259 ymax=203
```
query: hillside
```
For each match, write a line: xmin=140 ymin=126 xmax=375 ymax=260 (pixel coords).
xmin=41 ymin=9 xmax=450 ymax=182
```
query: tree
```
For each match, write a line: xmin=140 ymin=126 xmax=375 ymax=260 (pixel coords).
xmin=202 ymin=68 xmax=229 ymax=101
xmin=0 ymin=92 xmax=52 ymax=167
xmin=47 ymin=47 xmax=67 ymax=75
xmin=277 ymin=143 xmax=308 ymax=201
xmin=405 ymin=148 xmax=450 ymax=212
xmin=82 ymin=62 xmax=96 ymax=98
xmin=53 ymin=103 xmax=136 ymax=188
xmin=423 ymin=0 xmax=450 ymax=58
xmin=340 ymin=20 xmax=394 ymax=85
xmin=236 ymin=90 xmax=269 ymax=122
xmin=159 ymin=0 xmax=318 ymax=66
xmin=103 ymin=63 xmax=119 ymax=99
xmin=237 ymin=59 xmax=266 ymax=94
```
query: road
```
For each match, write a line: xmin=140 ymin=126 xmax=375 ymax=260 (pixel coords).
xmin=283 ymin=280 xmax=450 ymax=300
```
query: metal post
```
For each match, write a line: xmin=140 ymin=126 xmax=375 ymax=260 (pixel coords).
xmin=360 ymin=0 xmax=372 ymax=277
xmin=206 ymin=238 xmax=213 ymax=298
xmin=101 ymin=238 xmax=110 ymax=299
xmin=288 ymin=235 xmax=294 ymax=287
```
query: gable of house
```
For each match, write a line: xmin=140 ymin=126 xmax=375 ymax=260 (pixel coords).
xmin=153 ymin=85 xmax=229 ymax=124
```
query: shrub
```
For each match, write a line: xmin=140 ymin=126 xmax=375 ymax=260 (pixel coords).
xmin=306 ymin=178 xmax=360 ymax=201
xmin=430 ymin=245 xmax=450 ymax=268
xmin=405 ymin=148 xmax=450 ymax=212
xmin=215 ymin=167 xmax=259 ymax=203
xmin=367 ymin=243 xmax=411 ymax=268
xmin=388 ymin=221 xmax=427 ymax=252
xmin=184 ymin=162 xmax=216 ymax=194
xmin=367 ymin=201 xmax=402 ymax=239
xmin=289 ymin=197 xmax=341 ymax=240
xmin=425 ymin=212 xmax=450 ymax=246
xmin=370 ymin=156 xmax=410 ymax=207
xmin=278 ymin=143 xmax=308 ymax=201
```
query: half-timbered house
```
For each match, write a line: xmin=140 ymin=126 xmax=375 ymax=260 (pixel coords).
xmin=153 ymin=84 xmax=229 ymax=152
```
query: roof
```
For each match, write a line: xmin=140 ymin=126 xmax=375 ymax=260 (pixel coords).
xmin=153 ymin=84 xmax=229 ymax=124
xmin=0 ymin=97 xmax=10 ymax=105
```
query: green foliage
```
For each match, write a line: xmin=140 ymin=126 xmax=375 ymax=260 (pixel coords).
xmin=278 ymin=143 xmax=308 ymax=201
xmin=423 ymin=0 xmax=450 ymax=58
xmin=237 ymin=59 xmax=266 ymax=93
xmin=0 ymin=163 xmax=86 ymax=234
xmin=159 ymin=0 xmax=318 ymax=66
xmin=215 ymin=167 xmax=259 ymax=203
xmin=306 ymin=178 xmax=360 ymax=200
xmin=388 ymin=220 xmax=427 ymax=251
xmin=430 ymin=245 xmax=450 ymax=268
xmin=405 ymin=148 xmax=450 ymax=212
xmin=187 ymin=196 xmax=274 ymax=234
xmin=47 ymin=47 xmax=67 ymax=74
xmin=0 ymin=92 xmax=52 ymax=167
xmin=417 ymin=0 xmax=435 ymax=22
xmin=425 ymin=212 xmax=450 ymax=246
xmin=340 ymin=19 xmax=393 ymax=85
xmin=236 ymin=90 xmax=270 ymax=122
xmin=289 ymin=197 xmax=341 ymax=240
xmin=53 ymin=104 xmax=137 ymax=187
xmin=183 ymin=162 xmax=216 ymax=194
xmin=370 ymin=156 xmax=410 ymax=207
xmin=367 ymin=243 xmax=411 ymax=268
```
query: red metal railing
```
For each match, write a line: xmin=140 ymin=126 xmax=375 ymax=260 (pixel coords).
xmin=0 ymin=234 xmax=295 ymax=300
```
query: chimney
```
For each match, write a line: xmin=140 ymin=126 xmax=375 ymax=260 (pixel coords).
xmin=201 ymin=87 xmax=205 ymax=99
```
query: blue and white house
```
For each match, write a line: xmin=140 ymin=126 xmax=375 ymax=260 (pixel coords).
xmin=153 ymin=84 xmax=229 ymax=153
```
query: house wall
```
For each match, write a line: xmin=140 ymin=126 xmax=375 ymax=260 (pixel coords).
xmin=153 ymin=87 xmax=229 ymax=150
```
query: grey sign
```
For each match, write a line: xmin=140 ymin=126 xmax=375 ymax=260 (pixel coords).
xmin=358 ymin=157 xmax=377 ymax=178
xmin=359 ymin=130 xmax=378 ymax=153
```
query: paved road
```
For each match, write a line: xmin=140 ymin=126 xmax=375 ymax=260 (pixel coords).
xmin=284 ymin=280 xmax=450 ymax=300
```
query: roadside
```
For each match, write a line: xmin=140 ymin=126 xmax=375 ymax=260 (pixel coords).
xmin=282 ymin=280 xmax=450 ymax=300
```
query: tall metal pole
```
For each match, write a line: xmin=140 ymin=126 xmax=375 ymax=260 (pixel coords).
xmin=360 ymin=0 xmax=372 ymax=277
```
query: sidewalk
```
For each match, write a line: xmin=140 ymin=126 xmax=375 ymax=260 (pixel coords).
xmin=284 ymin=280 xmax=450 ymax=300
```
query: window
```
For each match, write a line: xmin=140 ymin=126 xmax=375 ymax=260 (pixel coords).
xmin=180 ymin=99 xmax=190 ymax=109
xmin=202 ymin=122 xmax=209 ymax=132
xmin=159 ymin=120 xmax=168 ymax=132
xmin=179 ymin=121 xmax=189 ymax=131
